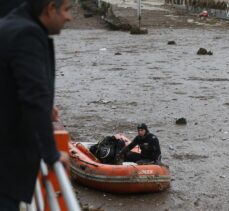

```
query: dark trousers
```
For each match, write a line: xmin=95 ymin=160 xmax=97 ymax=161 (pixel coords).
xmin=124 ymin=152 xmax=151 ymax=163
xmin=0 ymin=194 xmax=19 ymax=211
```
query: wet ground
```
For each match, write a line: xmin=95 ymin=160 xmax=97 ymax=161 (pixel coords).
xmin=54 ymin=3 xmax=229 ymax=211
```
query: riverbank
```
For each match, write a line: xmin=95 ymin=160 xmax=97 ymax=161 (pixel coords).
xmin=55 ymin=1 xmax=229 ymax=211
xmin=67 ymin=0 xmax=229 ymax=31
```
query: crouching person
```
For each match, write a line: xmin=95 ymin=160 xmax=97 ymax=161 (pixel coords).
xmin=118 ymin=123 xmax=161 ymax=164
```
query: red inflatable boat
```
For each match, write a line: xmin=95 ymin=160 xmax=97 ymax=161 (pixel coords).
xmin=69 ymin=134 xmax=171 ymax=193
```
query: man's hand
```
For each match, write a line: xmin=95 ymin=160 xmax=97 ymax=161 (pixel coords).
xmin=59 ymin=151 xmax=70 ymax=172
xmin=52 ymin=106 xmax=59 ymax=122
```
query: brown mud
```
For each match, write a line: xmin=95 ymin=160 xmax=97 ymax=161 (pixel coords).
xmin=55 ymin=2 xmax=229 ymax=211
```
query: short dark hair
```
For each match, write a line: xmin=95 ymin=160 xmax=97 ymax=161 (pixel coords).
xmin=137 ymin=123 xmax=148 ymax=130
xmin=27 ymin=0 xmax=64 ymax=16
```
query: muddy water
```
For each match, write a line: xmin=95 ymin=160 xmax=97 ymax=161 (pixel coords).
xmin=55 ymin=28 xmax=229 ymax=210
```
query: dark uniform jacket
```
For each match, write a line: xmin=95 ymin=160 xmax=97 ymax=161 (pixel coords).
xmin=120 ymin=132 xmax=161 ymax=161
xmin=0 ymin=3 xmax=60 ymax=203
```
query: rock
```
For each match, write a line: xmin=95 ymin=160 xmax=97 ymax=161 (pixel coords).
xmin=176 ymin=118 xmax=187 ymax=125
xmin=197 ymin=48 xmax=207 ymax=54
xmin=115 ymin=52 xmax=122 ymax=55
xmin=168 ymin=41 xmax=176 ymax=45
xmin=197 ymin=48 xmax=213 ymax=55
xmin=130 ymin=27 xmax=148 ymax=35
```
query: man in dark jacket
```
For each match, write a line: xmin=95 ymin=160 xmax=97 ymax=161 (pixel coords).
xmin=0 ymin=0 xmax=25 ymax=17
xmin=119 ymin=123 xmax=161 ymax=164
xmin=0 ymin=0 xmax=72 ymax=210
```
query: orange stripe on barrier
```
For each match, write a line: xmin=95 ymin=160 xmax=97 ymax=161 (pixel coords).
xmin=39 ymin=125 xmax=72 ymax=211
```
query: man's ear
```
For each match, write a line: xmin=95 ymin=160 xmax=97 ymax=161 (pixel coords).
xmin=45 ymin=1 xmax=57 ymax=17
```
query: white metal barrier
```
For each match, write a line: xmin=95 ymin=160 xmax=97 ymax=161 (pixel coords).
xmin=21 ymin=160 xmax=81 ymax=211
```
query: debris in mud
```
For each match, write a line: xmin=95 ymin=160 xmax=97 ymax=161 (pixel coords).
xmin=219 ymin=175 xmax=226 ymax=178
xmin=99 ymin=48 xmax=107 ymax=51
xmin=172 ymin=153 xmax=208 ymax=160
xmin=188 ymin=77 xmax=229 ymax=81
xmin=169 ymin=145 xmax=175 ymax=150
xmin=187 ymin=18 xmax=194 ymax=23
xmin=82 ymin=205 xmax=104 ymax=211
xmin=127 ymin=101 xmax=138 ymax=106
xmin=84 ymin=13 xmax=94 ymax=18
xmin=199 ymin=10 xmax=208 ymax=18
xmin=167 ymin=41 xmax=176 ymax=45
xmin=114 ymin=52 xmax=122 ymax=55
xmin=175 ymin=118 xmax=187 ymax=125
xmin=194 ymin=198 xmax=201 ymax=206
xmin=89 ymin=99 xmax=111 ymax=105
xmin=80 ymin=201 xmax=104 ymax=211
xmin=187 ymin=77 xmax=229 ymax=82
xmin=197 ymin=48 xmax=213 ymax=55
xmin=130 ymin=27 xmax=148 ymax=35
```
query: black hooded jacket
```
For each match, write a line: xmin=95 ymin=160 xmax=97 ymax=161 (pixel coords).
xmin=120 ymin=132 xmax=161 ymax=161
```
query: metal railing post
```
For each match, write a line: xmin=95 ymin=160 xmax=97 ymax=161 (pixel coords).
xmin=53 ymin=162 xmax=81 ymax=211
xmin=35 ymin=179 xmax=44 ymax=211
xmin=40 ymin=161 xmax=61 ymax=211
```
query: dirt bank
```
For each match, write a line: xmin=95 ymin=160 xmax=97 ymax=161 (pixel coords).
xmin=66 ymin=1 xmax=229 ymax=30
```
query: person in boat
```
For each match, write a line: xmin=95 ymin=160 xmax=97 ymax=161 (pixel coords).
xmin=0 ymin=0 xmax=72 ymax=210
xmin=118 ymin=123 xmax=161 ymax=164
